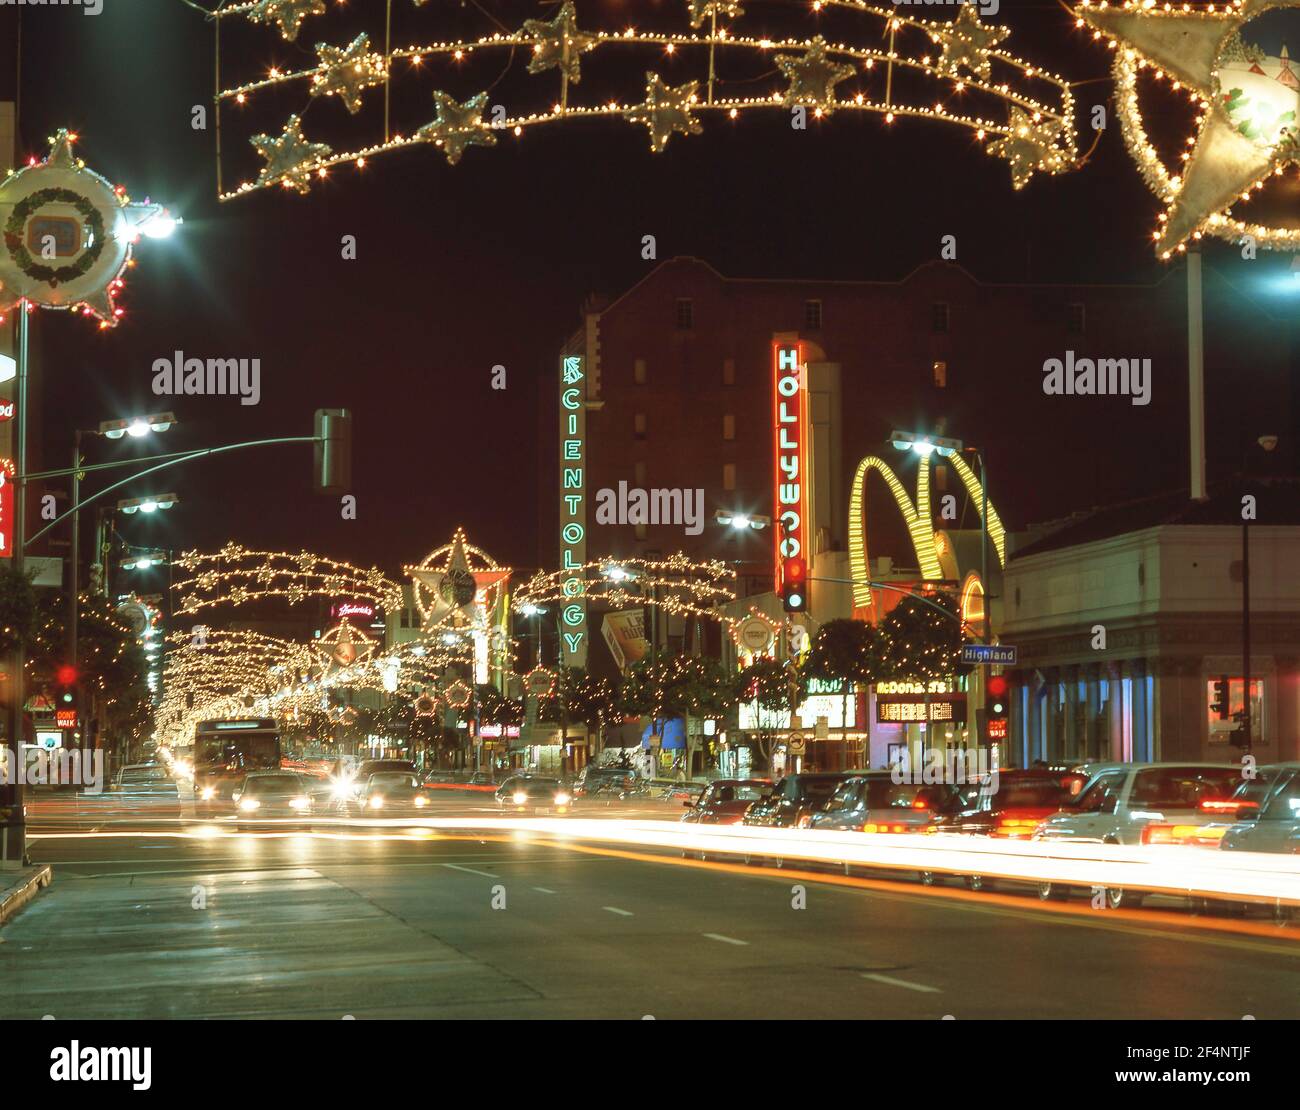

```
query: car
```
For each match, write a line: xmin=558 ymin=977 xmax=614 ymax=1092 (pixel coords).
xmin=232 ymin=772 xmax=315 ymax=824
xmin=1033 ymin=762 xmax=1242 ymax=907
xmin=934 ymin=769 xmax=1087 ymax=839
xmin=109 ymin=763 xmax=181 ymax=816
xmin=1220 ymin=763 xmax=1300 ymax=855
xmin=806 ymin=772 xmax=964 ymax=833
xmin=681 ymin=779 xmax=771 ymax=825
xmin=742 ymin=772 xmax=859 ymax=829
xmin=495 ymin=777 xmax=571 ymax=811
xmin=358 ymin=772 xmax=432 ymax=815
xmin=330 ymin=758 xmax=418 ymax=801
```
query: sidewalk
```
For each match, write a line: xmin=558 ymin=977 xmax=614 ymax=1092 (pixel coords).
xmin=0 ymin=864 xmax=53 ymax=927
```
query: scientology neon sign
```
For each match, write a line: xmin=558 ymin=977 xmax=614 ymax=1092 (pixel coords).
xmin=559 ymin=355 xmax=588 ymax=667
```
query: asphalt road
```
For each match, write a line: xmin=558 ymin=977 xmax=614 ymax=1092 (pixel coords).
xmin=4 ymin=821 xmax=1299 ymax=1019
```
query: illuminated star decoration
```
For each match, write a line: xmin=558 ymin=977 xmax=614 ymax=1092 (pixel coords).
xmin=775 ymin=36 xmax=856 ymax=114
xmin=625 ymin=73 xmax=702 ymax=152
xmin=247 ymin=0 xmax=326 ymax=42
xmin=522 ymin=0 xmax=598 ymax=84
xmin=1079 ymin=0 xmax=1300 ymax=256
xmin=310 ymin=33 xmax=387 ymax=115
xmin=316 ymin=619 xmax=377 ymax=675
xmin=418 ymin=91 xmax=498 ymax=165
xmin=686 ymin=0 xmax=745 ymax=28
xmin=986 ymin=106 xmax=1070 ymax=189
xmin=250 ymin=115 xmax=332 ymax=194
xmin=931 ymin=5 xmax=1010 ymax=82
xmin=408 ymin=531 xmax=483 ymax=630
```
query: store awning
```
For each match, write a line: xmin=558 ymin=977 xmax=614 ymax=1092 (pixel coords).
xmin=642 ymin=717 xmax=686 ymax=750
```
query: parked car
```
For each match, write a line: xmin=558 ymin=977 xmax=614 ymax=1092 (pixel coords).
xmin=1033 ymin=762 xmax=1241 ymax=907
xmin=358 ymin=772 xmax=432 ymax=814
xmin=806 ymin=772 xmax=964 ymax=833
xmin=934 ymin=769 xmax=1087 ymax=839
xmin=496 ymin=777 xmax=571 ymax=811
xmin=1220 ymin=763 xmax=1300 ymax=855
xmin=742 ymin=773 xmax=858 ymax=829
xmin=681 ymin=779 xmax=771 ymax=825
xmin=232 ymin=772 xmax=315 ymax=824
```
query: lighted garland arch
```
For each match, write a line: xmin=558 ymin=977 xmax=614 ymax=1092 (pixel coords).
xmin=206 ymin=0 xmax=1079 ymax=199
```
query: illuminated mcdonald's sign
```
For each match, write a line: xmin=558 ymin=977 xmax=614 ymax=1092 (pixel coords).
xmin=772 ymin=341 xmax=808 ymax=595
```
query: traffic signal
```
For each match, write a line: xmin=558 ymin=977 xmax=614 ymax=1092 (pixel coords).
xmin=314 ymin=408 xmax=353 ymax=494
xmin=1210 ymin=676 xmax=1230 ymax=720
xmin=55 ymin=664 xmax=79 ymax=704
xmin=984 ymin=674 xmax=1010 ymax=742
xmin=781 ymin=558 xmax=807 ymax=613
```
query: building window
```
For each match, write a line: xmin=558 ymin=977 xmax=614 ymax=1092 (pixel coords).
xmin=723 ymin=463 xmax=736 ymax=491
xmin=932 ymin=360 xmax=947 ymax=388
xmin=633 ymin=358 xmax=647 ymax=385
xmin=723 ymin=413 xmax=736 ymax=441
xmin=1067 ymin=302 xmax=1086 ymax=334
xmin=634 ymin=412 xmax=647 ymax=440
xmin=1207 ymin=677 xmax=1263 ymax=745
xmin=931 ymin=302 xmax=950 ymax=333
xmin=675 ymin=298 xmax=694 ymax=330
xmin=722 ymin=357 xmax=736 ymax=385
xmin=804 ymin=299 xmax=823 ymax=330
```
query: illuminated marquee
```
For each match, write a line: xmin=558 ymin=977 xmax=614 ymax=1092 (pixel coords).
xmin=773 ymin=342 xmax=808 ymax=594
xmin=559 ymin=354 xmax=588 ymax=668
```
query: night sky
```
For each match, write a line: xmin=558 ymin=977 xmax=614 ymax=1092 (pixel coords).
xmin=8 ymin=0 xmax=1297 ymax=583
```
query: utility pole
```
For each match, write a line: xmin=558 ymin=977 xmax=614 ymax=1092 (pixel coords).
xmin=3 ymin=308 xmax=30 ymax=867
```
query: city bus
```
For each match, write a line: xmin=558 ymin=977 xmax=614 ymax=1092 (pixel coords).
xmin=192 ymin=718 xmax=282 ymax=811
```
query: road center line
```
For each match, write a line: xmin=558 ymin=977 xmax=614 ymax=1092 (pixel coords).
xmin=702 ymin=932 xmax=748 ymax=946
xmin=861 ymin=973 xmax=941 ymax=994
xmin=533 ymin=886 xmax=557 ymax=894
xmin=603 ymin=906 xmax=634 ymax=916
xmin=443 ymin=863 xmax=499 ymax=878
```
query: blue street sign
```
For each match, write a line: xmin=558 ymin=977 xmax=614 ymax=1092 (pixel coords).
xmin=962 ymin=644 xmax=1018 ymax=666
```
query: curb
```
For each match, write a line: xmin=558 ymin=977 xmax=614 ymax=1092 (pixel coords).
xmin=0 ymin=865 xmax=53 ymax=927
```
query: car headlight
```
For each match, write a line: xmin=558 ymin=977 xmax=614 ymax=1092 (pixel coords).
xmin=512 ymin=792 xmax=528 ymax=805
xmin=369 ymin=795 xmax=384 ymax=809
xmin=330 ymin=778 xmax=354 ymax=800
xmin=238 ymin=797 xmax=260 ymax=812
xmin=414 ymin=795 xmax=428 ymax=807
xmin=200 ymin=786 xmax=216 ymax=801
xmin=554 ymin=792 xmax=571 ymax=806
xmin=289 ymin=796 xmax=310 ymax=811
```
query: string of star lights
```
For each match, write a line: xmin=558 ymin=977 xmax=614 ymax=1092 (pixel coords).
xmin=171 ymin=543 xmax=404 ymax=616
xmin=208 ymin=0 xmax=1079 ymax=199
xmin=514 ymin=554 xmax=739 ymax=626
xmin=1075 ymin=0 xmax=1300 ymax=257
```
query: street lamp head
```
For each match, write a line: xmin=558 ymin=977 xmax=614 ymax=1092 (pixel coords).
xmin=1259 ymin=435 xmax=1279 ymax=453
xmin=117 ymin=493 xmax=179 ymax=515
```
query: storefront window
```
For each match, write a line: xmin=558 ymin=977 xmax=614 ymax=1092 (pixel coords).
xmin=1206 ymin=677 xmax=1263 ymax=745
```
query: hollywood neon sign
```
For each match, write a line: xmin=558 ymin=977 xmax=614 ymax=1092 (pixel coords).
xmin=560 ymin=355 xmax=587 ymax=666
xmin=773 ymin=342 xmax=808 ymax=593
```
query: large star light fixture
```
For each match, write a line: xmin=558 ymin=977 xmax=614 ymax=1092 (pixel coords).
xmin=1078 ymin=0 xmax=1300 ymax=256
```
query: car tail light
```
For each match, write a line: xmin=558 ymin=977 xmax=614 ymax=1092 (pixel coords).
xmin=994 ymin=817 xmax=1042 ymax=838
xmin=797 ymin=815 xmax=813 ymax=829
xmin=1142 ymin=823 xmax=1227 ymax=846
xmin=1200 ymin=798 xmax=1256 ymax=814
xmin=862 ymin=823 xmax=909 ymax=834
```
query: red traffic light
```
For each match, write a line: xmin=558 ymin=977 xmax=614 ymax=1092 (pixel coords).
xmin=56 ymin=664 xmax=79 ymax=686
xmin=986 ymin=675 xmax=1009 ymax=699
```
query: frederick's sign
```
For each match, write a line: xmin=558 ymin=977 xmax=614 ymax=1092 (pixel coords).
xmin=773 ymin=342 xmax=808 ymax=594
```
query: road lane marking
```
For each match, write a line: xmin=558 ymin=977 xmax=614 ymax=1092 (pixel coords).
xmin=862 ymin=973 xmax=941 ymax=993
xmin=533 ymin=887 xmax=557 ymax=894
xmin=603 ymin=906 xmax=634 ymax=916
xmin=703 ymin=932 xmax=748 ymax=946
xmin=443 ymin=864 xmax=498 ymax=878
